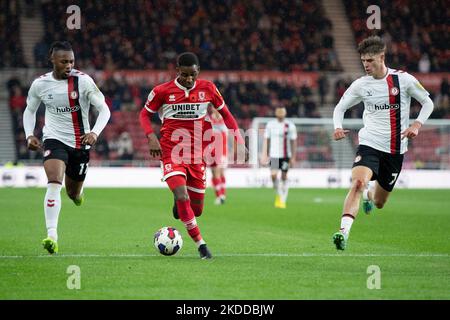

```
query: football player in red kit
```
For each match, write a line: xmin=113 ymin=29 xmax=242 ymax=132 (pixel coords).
xmin=139 ymin=52 xmax=248 ymax=259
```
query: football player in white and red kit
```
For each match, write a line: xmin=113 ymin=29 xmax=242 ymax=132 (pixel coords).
xmin=139 ymin=52 xmax=247 ymax=259
xmin=23 ymin=41 xmax=111 ymax=254
xmin=205 ymin=106 xmax=229 ymax=205
xmin=260 ymin=107 xmax=297 ymax=209
xmin=331 ymin=36 xmax=434 ymax=250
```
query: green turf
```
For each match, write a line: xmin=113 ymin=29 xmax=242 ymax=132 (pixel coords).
xmin=0 ymin=187 xmax=449 ymax=299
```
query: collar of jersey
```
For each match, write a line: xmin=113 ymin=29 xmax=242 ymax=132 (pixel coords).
xmin=371 ymin=67 xmax=391 ymax=81
xmin=174 ymin=78 xmax=197 ymax=97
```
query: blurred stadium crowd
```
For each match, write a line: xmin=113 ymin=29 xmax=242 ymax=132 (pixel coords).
xmin=1 ymin=0 xmax=449 ymax=168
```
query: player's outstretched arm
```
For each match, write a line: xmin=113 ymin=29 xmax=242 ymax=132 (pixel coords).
xmin=26 ymin=136 xmax=42 ymax=151
xmin=401 ymin=121 xmax=422 ymax=140
xmin=332 ymin=80 xmax=361 ymax=141
xmin=23 ymin=81 xmax=42 ymax=151
xmin=333 ymin=128 xmax=350 ymax=141
xmin=85 ymin=89 xmax=111 ymax=146
xmin=289 ymin=139 xmax=296 ymax=167
xmin=146 ymin=133 xmax=162 ymax=158
xmin=139 ymin=108 xmax=162 ymax=159
xmin=260 ymin=138 xmax=269 ymax=165
xmin=217 ymin=105 xmax=249 ymax=162
xmin=401 ymin=96 xmax=434 ymax=140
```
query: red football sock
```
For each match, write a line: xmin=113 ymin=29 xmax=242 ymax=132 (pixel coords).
xmin=212 ymin=177 xmax=221 ymax=198
xmin=176 ymin=199 xmax=202 ymax=242
xmin=220 ymin=175 xmax=226 ymax=197
xmin=188 ymin=190 xmax=204 ymax=217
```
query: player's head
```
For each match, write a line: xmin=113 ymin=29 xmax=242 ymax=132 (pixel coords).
xmin=275 ymin=107 xmax=287 ymax=121
xmin=49 ymin=41 xmax=74 ymax=79
xmin=176 ymin=52 xmax=200 ymax=89
xmin=357 ymin=36 xmax=386 ymax=77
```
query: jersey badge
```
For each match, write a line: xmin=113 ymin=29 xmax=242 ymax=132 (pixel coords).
xmin=390 ymin=87 xmax=399 ymax=96
xmin=70 ymin=91 xmax=78 ymax=100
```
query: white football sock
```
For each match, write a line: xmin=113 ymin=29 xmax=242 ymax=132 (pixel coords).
xmin=280 ymin=180 xmax=289 ymax=202
xmin=363 ymin=182 xmax=375 ymax=201
xmin=195 ymin=239 xmax=206 ymax=248
xmin=44 ymin=183 xmax=62 ymax=241
xmin=362 ymin=188 xmax=369 ymax=201
xmin=273 ymin=178 xmax=279 ymax=192
xmin=340 ymin=215 xmax=355 ymax=238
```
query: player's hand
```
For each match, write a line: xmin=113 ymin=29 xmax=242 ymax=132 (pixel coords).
xmin=26 ymin=135 xmax=42 ymax=151
xmin=289 ymin=157 xmax=296 ymax=168
xmin=333 ymin=128 xmax=350 ymax=141
xmin=81 ymin=132 xmax=98 ymax=146
xmin=401 ymin=121 xmax=422 ymax=140
xmin=147 ymin=133 xmax=162 ymax=159
xmin=260 ymin=154 xmax=269 ymax=166
xmin=235 ymin=143 xmax=249 ymax=164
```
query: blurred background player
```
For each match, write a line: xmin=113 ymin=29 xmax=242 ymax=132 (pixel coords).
xmin=23 ymin=41 xmax=111 ymax=254
xmin=139 ymin=52 xmax=248 ymax=259
xmin=260 ymin=107 xmax=297 ymax=208
xmin=206 ymin=106 xmax=228 ymax=205
xmin=332 ymin=36 xmax=434 ymax=250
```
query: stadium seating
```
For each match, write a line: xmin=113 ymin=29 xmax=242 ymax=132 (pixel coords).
xmin=0 ymin=0 xmax=26 ymax=67
xmin=343 ymin=0 xmax=449 ymax=72
xmin=38 ymin=0 xmax=342 ymax=71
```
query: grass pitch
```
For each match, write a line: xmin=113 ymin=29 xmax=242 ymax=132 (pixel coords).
xmin=0 ymin=187 xmax=449 ymax=299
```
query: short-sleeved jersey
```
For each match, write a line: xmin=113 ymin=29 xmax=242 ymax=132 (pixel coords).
xmin=264 ymin=119 xmax=297 ymax=158
xmin=143 ymin=78 xmax=225 ymax=163
xmin=26 ymin=69 xmax=103 ymax=149
xmin=337 ymin=68 xmax=429 ymax=154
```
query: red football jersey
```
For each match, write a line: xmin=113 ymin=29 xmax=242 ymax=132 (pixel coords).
xmin=143 ymin=78 xmax=226 ymax=163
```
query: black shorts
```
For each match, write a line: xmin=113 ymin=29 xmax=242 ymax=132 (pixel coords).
xmin=270 ymin=157 xmax=290 ymax=172
xmin=352 ymin=145 xmax=404 ymax=192
xmin=43 ymin=139 xmax=90 ymax=181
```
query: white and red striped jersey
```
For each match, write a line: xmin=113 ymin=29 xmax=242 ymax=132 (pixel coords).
xmin=143 ymin=78 xmax=225 ymax=162
xmin=24 ymin=69 xmax=109 ymax=149
xmin=334 ymin=68 xmax=430 ymax=154
xmin=264 ymin=119 xmax=297 ymax=158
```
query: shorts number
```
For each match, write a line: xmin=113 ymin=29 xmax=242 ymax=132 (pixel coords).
xmin=389 ymin=173 xmax=399 ymax=185
xmin=79 ymin=163 xmax=88 ymax=175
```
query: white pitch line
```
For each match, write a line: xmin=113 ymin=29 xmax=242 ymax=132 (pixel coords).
xmin=0 ymin=253 xmax=448 ymax=259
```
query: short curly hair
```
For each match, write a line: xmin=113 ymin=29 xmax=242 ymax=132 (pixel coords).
xmin=357 ymin=36 xmax=386 ymax=55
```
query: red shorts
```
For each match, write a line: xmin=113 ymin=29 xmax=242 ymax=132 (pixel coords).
xmin=161 ymin=160 xmax=206 ymax=194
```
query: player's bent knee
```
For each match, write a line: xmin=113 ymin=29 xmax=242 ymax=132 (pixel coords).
xmin=173 ymin=190 xmax=189 ymax=201
xmin=351 ymin=178 xmax=367 ymax=192
xmin=374 ymin=199 xmax=386 ymax=209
